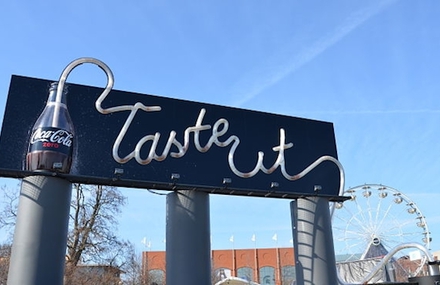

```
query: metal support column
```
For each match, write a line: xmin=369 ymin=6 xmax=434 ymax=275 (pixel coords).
xmin=166 ymin=190 xmax=211 ymax=285
xmin=7 ymin=175 xmax=72 ymax=285
xmin=290 ymin=197 xmax=338 ymax=285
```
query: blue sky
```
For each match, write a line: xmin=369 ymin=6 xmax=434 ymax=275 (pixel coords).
xmin=1 ymin=0 xmax=440 ymax=256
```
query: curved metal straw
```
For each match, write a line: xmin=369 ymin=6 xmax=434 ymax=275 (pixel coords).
xmin=295 ymin=155 xmax=345 ymax=200
xmin=360 ymin=242 xmax=439 ymax=284
xmin=335 ymin=243 xmax=438 ymax=284
xmin=52 ymin=57 xmax=114 ymax=126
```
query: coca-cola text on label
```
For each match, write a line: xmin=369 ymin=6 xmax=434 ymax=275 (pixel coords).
xmin=25 ymin=82 xmax=75 ymax=173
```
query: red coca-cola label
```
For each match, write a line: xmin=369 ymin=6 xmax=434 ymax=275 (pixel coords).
xmin=28 ymin=127 xmax=73 ymax=155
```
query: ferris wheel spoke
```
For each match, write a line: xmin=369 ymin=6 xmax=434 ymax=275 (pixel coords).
xmin=375 ymin=199 xmax=393 ymax=232
xmin=354 ymin=197 xmax=369 ymax=226
xmin=335 ymin=211 xmax=370 ymax=235
xmin=344 ymin=230 xmax=369 ymax=239
xmin=363 ymin=194 xmax=373 ymax=229
xmin=383 ymin=231 xmax=422 ymax=241
xmin=381 ymin=225 xmax=414 ymax=236
xmin=379 ymin=220 xmax=413 ymax=238
xmin=373 ymin=194 xmax=383 ymax=229
xmin=344 ymin=237 xmax=367 ymax=252
xmin=346 ymin=211 xmax=372 ymax=233
xmin=333 ymin=211 xmax=353 ymax=225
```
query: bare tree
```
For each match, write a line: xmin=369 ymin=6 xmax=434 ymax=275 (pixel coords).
xmin=66 ymin=183 xmax=127 ymax=265
xmin=121 ymin=244 xmax=148 ymax=285
xmin=65 ymin=183 xmax=140 ymax=284
xmin=0 ymin=183 xmax=18 ymax=284
xmin=0 ymin=243 xmax=11 ymax=284
xmin=0 ymin=183 xmax=19 ymax=239
xmin=0 ymin=182 xmax=145 ymax=285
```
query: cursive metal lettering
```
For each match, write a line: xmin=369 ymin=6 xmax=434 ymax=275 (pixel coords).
xmin=95 ymin=92 xmax=342 ymax=183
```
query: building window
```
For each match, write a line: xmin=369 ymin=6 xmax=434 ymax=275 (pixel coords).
xmin=282 ymin=265 xmax=296 ymax=285
xmin=259 ymin=266 xmax=275 ymax=285
xmin=237 ymin=266 xmax=253 ymax=281
xmin=213 ymin=268 xmax=231 ymax=283
xmin=148 ymin=269 xmax=164 ymax=285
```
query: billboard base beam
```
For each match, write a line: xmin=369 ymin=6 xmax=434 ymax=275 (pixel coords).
xmin=166 ymin=190 xmax=211 ymax=285
xmin=7 ymin=175 xmax=72 ymax=285
xmin=290 ymin=196 xmax=338 ymax=285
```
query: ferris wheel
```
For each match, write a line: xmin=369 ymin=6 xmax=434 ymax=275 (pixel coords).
xmin=331 ymin=184 xmax=432 ymax=279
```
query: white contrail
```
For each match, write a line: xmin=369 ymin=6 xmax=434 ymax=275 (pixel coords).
xmin=294 ymin=109 xmax=440 ymax=116
xmin=232 ymin=0 xmax=398 ymax=107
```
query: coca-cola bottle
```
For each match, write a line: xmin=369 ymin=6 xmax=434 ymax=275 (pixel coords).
xmin=26 ymin=82 xmax=75 ymax=173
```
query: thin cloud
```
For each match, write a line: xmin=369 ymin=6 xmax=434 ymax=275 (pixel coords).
xmin=293 ymin=109 xmax=440 ymax=116
xmin=232 ymin=0 xmax=398 ymax=107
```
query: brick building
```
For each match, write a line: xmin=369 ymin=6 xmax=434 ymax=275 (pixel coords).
xmin=142 ymin=247 xmax=296 ymax=285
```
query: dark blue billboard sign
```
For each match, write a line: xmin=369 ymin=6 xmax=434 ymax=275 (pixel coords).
xmin=0 ymin=75 xmax=343 ymax=199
